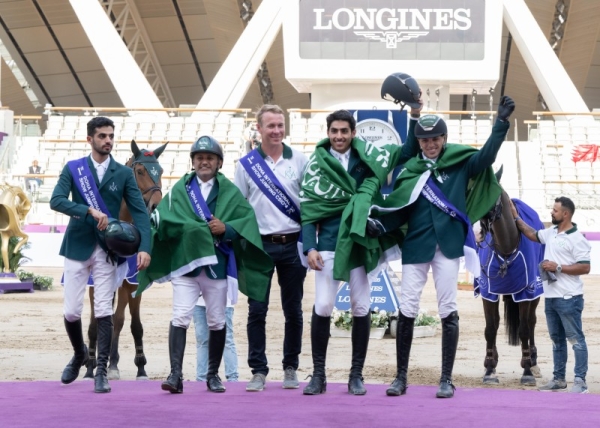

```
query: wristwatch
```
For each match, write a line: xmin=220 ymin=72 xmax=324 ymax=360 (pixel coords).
xmin=556 ymin=264 xmax=562 ymax=273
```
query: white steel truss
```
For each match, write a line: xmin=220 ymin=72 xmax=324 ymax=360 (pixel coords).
xmin=98 ymin=0 xmax=175 ymax=108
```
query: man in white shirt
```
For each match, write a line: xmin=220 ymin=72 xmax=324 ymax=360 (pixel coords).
xmin=512 ymin=196 xmax=591 ymax=393
xmin=234 ymin=104 xmax=308 ymax=392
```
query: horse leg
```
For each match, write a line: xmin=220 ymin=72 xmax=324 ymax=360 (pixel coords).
xmin=127 ymin=283 xmax=148 ymax=380
xmin=482 ymin=299 xmax=500 ymax=384
xmin=528 ymin=297 xmax=542 ymax=378
xmin=84 ymin=287 xmax=97 ymax=380
xmin=108 ymin=285 xmax=127 ymax=380
xmin=518 ymin=300 xmax=536 ymax=386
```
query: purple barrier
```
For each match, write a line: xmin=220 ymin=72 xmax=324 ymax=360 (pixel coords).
xmin=22 ymin=225 xmax=66 ymax=233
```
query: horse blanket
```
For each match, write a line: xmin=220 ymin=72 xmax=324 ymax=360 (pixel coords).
xmin=474 ymin=198 xmax=545 ymax=302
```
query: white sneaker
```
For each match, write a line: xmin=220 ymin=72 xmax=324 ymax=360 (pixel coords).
xmin=538 ymin=378 xmax=567 ymax=392
xmin=570 ymin=377 xmax=589 ymax=394
xmin=246 ymin=373 xmax=266 ymax=391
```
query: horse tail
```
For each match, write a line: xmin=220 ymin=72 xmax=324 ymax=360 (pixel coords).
xmin=503 ymin=295 xmax=520 ymax=346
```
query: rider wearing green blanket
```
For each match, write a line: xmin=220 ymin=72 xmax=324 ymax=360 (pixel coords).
xmin=300 ymin=108 xmax=419 ymax=396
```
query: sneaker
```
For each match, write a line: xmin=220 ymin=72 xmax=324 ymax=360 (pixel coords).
xmin=246 ymin=373 xmax=266 ymax=392
xmin=282 ymin=366 xmax=299 ymax=389
xmin=538 ymin=378 xmax=567 ymax=392
xmin=570 ymin=377 xmax=589 ymax=394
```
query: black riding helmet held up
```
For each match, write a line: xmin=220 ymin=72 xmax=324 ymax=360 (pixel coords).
xmin=414 ymin=115 xmax=448 ymax=139
xmin=190 ymin=135 xmax=224 ymax=160
xmin=381 ymin=72 xmax=421 ymax=109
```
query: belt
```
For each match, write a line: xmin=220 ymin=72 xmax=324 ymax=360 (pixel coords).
xmin=261 ymin=232 xmax=300 ymax=244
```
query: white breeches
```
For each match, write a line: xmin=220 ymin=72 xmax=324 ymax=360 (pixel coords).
xmin=400 ymin=246 xmax=459 ymax=319
xmin=63 ymin=245 xmax=119 ymax=321
xmin=313 ymin=253 xmax=371 ymax=317
xmin=171 ymin=270 xmax=227 ymax=330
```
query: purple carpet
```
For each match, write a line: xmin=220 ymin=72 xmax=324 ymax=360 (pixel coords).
xmin=1 ymin=381 xmax=598 ymax=428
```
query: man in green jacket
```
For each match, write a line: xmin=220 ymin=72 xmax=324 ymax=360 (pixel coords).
xmin=137 ymin=136 xmax=272 ymax=395
xmin=301 ymin=109 xmax=418 ymax=396
xmin=373 ymin=96 xmax=515 ymax=398
xmin=50 ymin=116 xmax=152 ymax=394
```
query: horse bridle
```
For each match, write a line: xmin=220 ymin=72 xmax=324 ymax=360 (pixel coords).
xmin=128 ymin=158 xmax=163 ymax=213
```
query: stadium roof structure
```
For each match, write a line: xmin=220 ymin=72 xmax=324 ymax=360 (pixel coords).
xmin=0 ymin=0 xmax=599 ymax=138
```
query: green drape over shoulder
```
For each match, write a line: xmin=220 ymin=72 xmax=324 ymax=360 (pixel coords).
xmin=300 ymin=138 xmax=403 ymax=281
xmin=136 ymin=172 xmax=272 ymax=302
xmin=373 ymin=144 xmax=502 ymax=223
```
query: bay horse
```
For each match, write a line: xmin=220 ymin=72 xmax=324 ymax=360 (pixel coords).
xmin=84 ymin=140 xmax=167 ymax=380
xmin=476 ymin=170 xmax=545 ymax=386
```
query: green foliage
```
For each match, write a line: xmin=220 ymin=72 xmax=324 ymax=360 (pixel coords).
xmin=0 ymin=236 xmax=31 ymax=273
xmin=16 ymin=269 xmax=34 ymax=281
xmin=331 ymin=308 xmax=390 ymax=330
xmin=17 ymin=269 xmax=54 ymax=290
xmin=414 ymin=310 xmax=441 ymax=327
xmin=33 ymin=275 xmax=54 ymax=290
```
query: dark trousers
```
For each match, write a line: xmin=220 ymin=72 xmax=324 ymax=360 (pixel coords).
xmin=247 ymin=240 xmax=306 ymax=375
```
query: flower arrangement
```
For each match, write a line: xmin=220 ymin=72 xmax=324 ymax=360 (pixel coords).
xmin=370 ymin=308 xmax=389 ymax=329
xmin=331 ymin=308 xmax=390 ymax=331
xmin=414 ymin=308 xmax=441 ymax=327
xmin=17 ymin=270 xmax=54 ymax=291
xmin=331 ymin=308 xmax=353 ymax=331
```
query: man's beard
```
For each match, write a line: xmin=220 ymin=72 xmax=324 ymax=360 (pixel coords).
xmin=551 ymin=217 xmax=562 ymax=225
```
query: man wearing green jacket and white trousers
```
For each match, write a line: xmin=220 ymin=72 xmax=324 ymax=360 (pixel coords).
xmin=301 ymin=109 xmax=418 ymax=396
xmin=136 ymin=136 xmax=272 ymax=395
xmin=372 ymin=96 xmax=516 ymax=399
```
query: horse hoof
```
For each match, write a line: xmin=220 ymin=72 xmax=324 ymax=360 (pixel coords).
xmin=136 ymin=375 xmax=149 ymax=381
xmin=483 ymin=376 xmax=500 ymax=385
xmin=531 ymin=365 xmax=542 ymax=378
xmin=520 ymin=376 xmax=536 ymax=386
xmin=107 ymin=369 xmax=120 ymax=380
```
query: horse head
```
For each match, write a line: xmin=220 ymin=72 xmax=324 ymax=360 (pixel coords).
xmin=480 ymin=165 xmax=520 ymax=259
xmin=125 ymin=140 xmax=168 ymax=216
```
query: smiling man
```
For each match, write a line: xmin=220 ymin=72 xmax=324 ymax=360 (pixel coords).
xmin=300 ymin=109 xmax=419 ymax=396
xmin=235 ymin=105 xmax=309 ymax=392
xmin=136 ymin=135 xmax=272 ymax=396
xmin=372 ymin=96 xmax=516 ymax=399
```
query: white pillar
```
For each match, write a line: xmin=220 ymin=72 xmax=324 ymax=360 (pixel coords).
xmin=69 ymin=0 xmax=163 ymax=109
xmin=503 ymin=0 xmax=589 ymax=116
xmin=196 ymin=0 xmax=282 ymax=111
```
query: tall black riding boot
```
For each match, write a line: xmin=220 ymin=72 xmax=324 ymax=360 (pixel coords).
xmin=303 ymin=307 xmax=330 ymax=395
xmin=436 ymin=311 xmax=459 ymax=398
xmin=61 ymin=318 xmax=89 ymax=384
xmin=161 ymin=323 xmax=187 ymax=394
xmin=348 ymin=313 xmax=370 ymax=395
xmin=206 ymin=327 xmax=227 ymax=392
xmin=94 ymin=316 xmax=113 ymax=393
xmin=386 ymin=313 xmax=415 ymax=396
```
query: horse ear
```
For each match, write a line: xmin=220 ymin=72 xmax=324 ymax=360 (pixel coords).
xmin=153 ymin=141 xmax=169 ymax=159
xmin=495 ymin=165 xmax=504 ymax=183
xmin=131 ymin=140 xmax=141 ymax=158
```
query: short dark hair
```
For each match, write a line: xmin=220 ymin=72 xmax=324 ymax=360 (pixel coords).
xmin=555 ymin=196 xmax=575 ymax=215
xmin=326 ymin=110 xmax=356 ymax=132
xmin=87 ymin=116 xmax=115 ymax=137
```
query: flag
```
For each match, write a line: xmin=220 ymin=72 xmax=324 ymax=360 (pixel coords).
xmin=136 ymin=172 xmax=273 ymax=302
xmin=300 ymin=137 xmax=403 ymax=281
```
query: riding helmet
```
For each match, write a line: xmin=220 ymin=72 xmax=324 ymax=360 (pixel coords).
xmin=103 ymin=219 xmax=141 ymax=258
xmin=190 ymin=135 xmax=224 ymax=160
xmin=414 ymin=115 xmax=448 ymax=139
xmin=381 ymin=72 xmax=421 ymax=108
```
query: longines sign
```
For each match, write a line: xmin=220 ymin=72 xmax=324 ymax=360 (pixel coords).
xmin=299 ymin=0 xmax=485 ymax=60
